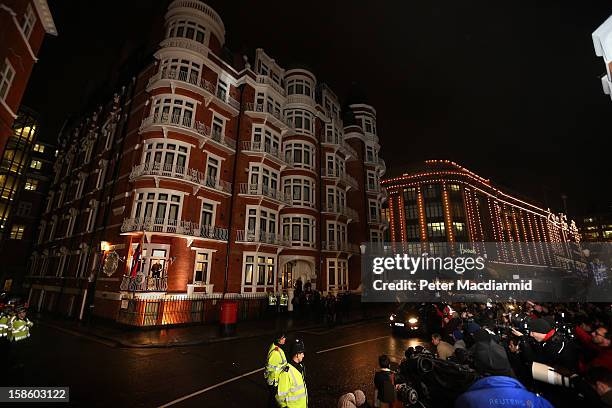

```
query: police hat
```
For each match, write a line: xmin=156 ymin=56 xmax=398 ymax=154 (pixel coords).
xmin=290 ymin=338 xmax=305 ymax=356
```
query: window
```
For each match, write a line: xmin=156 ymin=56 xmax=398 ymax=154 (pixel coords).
xmin=75 ymin=173 xmax=86 ymax=199
xmin=86 ymin=201 xmax=99 ymax=233
xmin=21 ymin=4 xmax=36 ymax=39
xmin=328 ymin=259 xmax=348 ymax=291
xmin=369 ymin=199 xmax=381 ymax=222
xmin=103 ymin=125 xmax=115 ymax=150
xmin=425 ymin=203 xmax=444 ymax=218
xmin=327 ymin=221 xmax=347 ymax=246
xmin=427 ymin=222 xmax=446 ymax=238
xmin=371 ymin=230 xmax=383 ymax=243
xmin=248 ymin=165 xmax=279 ymax=192
xmin=452 ymin=202 xmax=465 ymax=219
xmin=406 ymin=224 xmax=420 ymax=240
xmin=133 ymin=191 xmax=182 ymax=225
xmin=96 ymin=161 xmax=108 ymax=189
xmin=217 ymin=79 xmax=228 ymax=101
xmin=366 ymin=145 xmax=376 ymax=162
xmin=66 ymin=210 xmax=78 ymax=237
xmin=160 ymin=58 xmax=201 ymax=85
xmin=211 ymin=115 xmax=225 ymax=140
xmin=37 ymin=221 xmax=46 ymax=244
xmin=57 ymin=184 xmax=66 ymax=208
xmin=152 ymin=96 xmax=195 ymax=128
xmin=363 ymin=117 xmax=375 ymax=134
xmin=205 ymin=156 xmax=220 ymax=185
xmin=284 ymin=177 xmax=315 ymax=207
xmin=403 ymin=188 xmax=417 ymax=202
xmin=367 ymin=171 xmax=378 ymax=191
xmin=254 ymin=92 xmax=282 ymax=117
xmin=16 ymin=202 xmax=32 ymax=217
xmin=30 ymin=160 xmax=42 ymax=170
xmin=453 ymin=222 xmax=467 ymax=239
xmin=24 ymin=178 xmax=38 ymax=191
xmin=143 ymin=141 xmax=189 ymax=173
xmin=326 ymin=186 xmax=346 ymax=211
xmin=286 ymin=78 xmax=312 ymax=97
xmin=252 ymin=126 xmax=280 ymax=155
xmin=324 ymin=123 xmax=343 ymax=144
xmin=9 ymin=225 xmax=25 ymax=240
xmin=325 ymin=154 xmax=346 ymax=177
xmin=243 ymin=254 xmax=276 ymax=287
xmin=246 ymin=206 xmax=278 ymax=236
xmin=83 ymin=140 xmax=94 ymax=163
xmin=200 ymin=202 xmax=214 ymax=226
xmin=48 ymin=217 xmax=57 ymax=241
xmin=282 ymin=216 xmax=315 ymax=247
xmin=284 ymin=142 xmax=314 ymax=170
xmin=423 ymin=185 xmax=441 ymax=199
xmin=33 ymin=144 xmax=45 ymax=153
xmin=405 ymin=204 xmax=418 ymax=220
xmin=194 ymin=252 xmax=210 ymax=285
xmin=286 ymin=109 xmax=314 ymax=134
xmin=45 ymin=192 xmax=54 ymax=213
xmin=0 ymin=59 xmax=15 ymax=101
xmin=167 ymin=19 xmax=206 ymax=43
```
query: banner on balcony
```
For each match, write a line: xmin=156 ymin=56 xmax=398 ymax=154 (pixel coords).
xmin=360 ymin=242 xmax=612 ymax=302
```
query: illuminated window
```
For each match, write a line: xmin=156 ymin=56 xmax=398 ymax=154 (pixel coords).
xmin=327 ymin=259 xmax=348 ymax=291
xmin=243 ymin=254 xmax=275 ymax=287
xmin=193 ymin=252 xmax=210 ymax=285
xmin=427 ymin=222 xmax=446 ymax=237
xmin=604 ymin=231 xmax=612 ymax=239
xmin=403 ymin=188 xmax=417 ymax=202
xmin=33 ymin=144 xmax=45 ymax=153
xmin=21 ymin=4 xmax=36 ymax=39
xmin=30 ymin=160 xmax=42 ymax=170
xmin=10 ymin=225 xmax=25 ymax=240
xmin=0 ymin=58 xmax=15 ymax=101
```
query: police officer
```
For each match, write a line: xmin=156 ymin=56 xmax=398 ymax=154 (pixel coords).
xmin=8 ymin=306 xmax=33 ymax=342
xmin=277 ymin=338 xmax=308 ymax=407
xmin=280 ymin=291 xmax=289 ymax=313
xmin=268 ymin=291 xmax=278 ymax=313
xmin=265 ymin=332 xmax=287 ymax=407
xmin=0 ymin=304 xmax=13 ymax=339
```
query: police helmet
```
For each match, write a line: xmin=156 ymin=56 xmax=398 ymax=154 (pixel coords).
xmin=290 ymin=338 xmax=305 ymax=356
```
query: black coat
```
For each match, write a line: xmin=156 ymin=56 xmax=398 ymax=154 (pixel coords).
xmin=520 ymin=332 xmax=579 ymax=372
xmin=374 ymin=369 xmax=396 ymax=403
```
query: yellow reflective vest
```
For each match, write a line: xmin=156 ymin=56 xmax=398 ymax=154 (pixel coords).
xmin=8 ymin=316 xmax=33 ymax=342
xmin=0 ymin=313 xmax=10 ymax=337
xmin=265 ymin=343 xmax=287 ymax=386
xmin=276 ymin=362 xmax=308 ymax=407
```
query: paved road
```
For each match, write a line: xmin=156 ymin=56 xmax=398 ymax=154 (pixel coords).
xmin=8 ymin=318 xmax=427 ymax=407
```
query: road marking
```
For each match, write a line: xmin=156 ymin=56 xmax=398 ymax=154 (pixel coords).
xmin=316 ymin=335 xmax=389 ymax=354
xmin=158 ymin=367 xmax=264 ymax=408
xmin=40 ymin=322 xmax=117 ymax=348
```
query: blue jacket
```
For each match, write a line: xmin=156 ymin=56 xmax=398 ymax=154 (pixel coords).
xmin=455 ymin=376 xmax=554 ymax=408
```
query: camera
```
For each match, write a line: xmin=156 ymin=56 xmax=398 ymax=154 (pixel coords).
xmin=395 ymin=383 xmax=420 ymax=406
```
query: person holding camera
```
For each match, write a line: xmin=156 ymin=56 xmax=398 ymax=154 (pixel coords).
xmin=512 ymin=317 xmax=578 ymax=372
xmin=575 ymin=323 xmax=612 ymax=372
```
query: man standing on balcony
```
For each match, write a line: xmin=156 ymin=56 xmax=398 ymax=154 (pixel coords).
xmin=265 ymin=332 xmax=287 ymax=407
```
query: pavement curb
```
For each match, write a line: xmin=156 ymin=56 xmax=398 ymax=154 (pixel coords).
xmin=43 ymin=314 xmax=387 ymax=348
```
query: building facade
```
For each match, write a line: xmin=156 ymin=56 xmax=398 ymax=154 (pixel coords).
xmin=578 ymin=212 xmax=612 ymax=242
xmin=0 ymin=0 xmax=57 ymax=156
xmin=0 ymin=107 xmax=55 ymax=291
xmin=25 ymin=0 xmax=387 ymax=324
xmin=381 ymin=160 xmax=580 ymax=266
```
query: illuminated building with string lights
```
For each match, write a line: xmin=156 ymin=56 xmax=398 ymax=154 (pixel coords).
xmin=381 ymin=160 xmax=581 ymax=266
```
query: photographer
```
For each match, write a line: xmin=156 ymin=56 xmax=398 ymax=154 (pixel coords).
xmin=585 ymin=366 xmax=612 ymax=407
xmin=512 ymin=318 xmax=578 ymax=372
xmin=469 ymin=328 xmax=514 ymax=377
xmin=575 ymin=324 xmax=612 ymax=372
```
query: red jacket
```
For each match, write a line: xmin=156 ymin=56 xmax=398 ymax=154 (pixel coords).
xmin=575 ymin=326 xmax=612 ymax=372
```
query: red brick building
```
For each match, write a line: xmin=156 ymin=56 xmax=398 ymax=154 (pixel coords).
xmin=25 ymin=0 xmax=387 ymax=324
xmin=0 ymin=0 xmax=57 ymax=156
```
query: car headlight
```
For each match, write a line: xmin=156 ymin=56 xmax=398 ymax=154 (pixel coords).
xmin=408 ymin=317 xmax=418 ymax=324
xmin=389 ymin=315 xmax=395 ymax=321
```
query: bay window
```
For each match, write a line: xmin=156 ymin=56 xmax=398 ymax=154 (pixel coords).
xmin=286 ymin=109 xmax=314 ymax=134
xmin=327 ymin=221 xmax=347 ymax=246
xmin=249 ymin=165 xmax=279 ymax=193
xmin=243 ymin=254 xmax=276 ymax=288
xmin=133 ymin=190 xmax=183 ymax=227
xmin=282 ymin=216 xmax=315 ymax=247
xmin=253 ymin=126 xmax=280 ymax=155
xmin=160 ymin=58 xmax=201 ymax=85
xmin=152 ymin=97 xmax=195 ymax=128
xmin=284 ymin=142 xmax=314 ymax=170
xmin=286 ymin=78 xmax=312 ymax=97
xmin=283 ymin=177 xmax=315 ymax=207
xmin=326 ymin=186 xmax=346 ymax=211
xmin=143 ymin=140 xmax=189 ymax=173
xmin=166 ymin=19 xmax=206 ymax=44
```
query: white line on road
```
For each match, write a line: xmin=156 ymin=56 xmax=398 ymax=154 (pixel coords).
xmin=315 ymin=335 xmax=389 ymax=354
xmin=158 ymin=334 xmax=389 ymax=407
xmin=158 ymin=367 xmax=264 ymax=408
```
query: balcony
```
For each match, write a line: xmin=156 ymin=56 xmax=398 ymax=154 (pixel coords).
xmin=120 ymin=275 xmax=168 ymax=292
xmin=215 ymin=89 xmax=241 ymax=113
xmin=241 ymin=141 xmax=289 ymax=167
xmin=236 ymin=229 xmax=289 ymax=247
xmin=130 ymin=163 xmax=231 ymax=194
xmin=121 ymin=218 xmax=229 ymax=240
xmin=322 ymin=241 xmax=359 ymax=253
xmin=140 ymin=113 xmax=236 ymax=152
xmin=322 ymin=134 xmax=358 ymax=160
xmin=368 ymin=216 xmax=390 ymax=229
xmin=323 ymin=203 xmax=359 ymax=222
xmin=239 ymin=183 xmax=292 ymax=205
xmin=321 ymin=168 xmax=359 ymax=190
xmin=160 ymin=37 xmax=209 ymax=58
xmin=256 ymin=75 xmax=285 ymax=96
xmin=364 ymin=156 xmax=386 ymax=174
xmin=286 ymin=94 xmax=315 ymax=107
xmin=147 ymin=69 xmax=216 ymax=97
xmin=243 ymin=103 xmax=288 ymax=131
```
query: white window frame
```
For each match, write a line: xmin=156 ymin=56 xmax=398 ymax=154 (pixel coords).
xmin=193 ymin=249 xmax=212 ymax=286
xmin=252 ymin=125 xmax=280 ymax=154
xmin=96 ymin=160 xmax=108 ymax=190
xmin=284 ymin=141 xmax=314 ymax=170
xmin=152 ymin=95 xmax=196 ymax=128
xmin=56 ymin=184 xmax=66 ymax=208
xmin=37 ymin=221 xmax=46 ymax=244
xmin=286 ymin=78 xmax=313 ymax=97
xmin=245 ymin=205 xmax=278 ymax=237
xmin=160 ymin=57 xmax=202 ymax=86
xmin=211 ymin=114 xmax=226 ymax=139
xmin=283 ymin=176 xmax=315 ymax=208
xmin=48 ymin=216 xmax=57 ymax=242
xmin=286 ymin=109 xmax=314 ymax=134
xmin=282 ymin=215 xmax=316 ymax=248
xmin=326 ymin=186 xmax=346 ymax=210
xmin=368 ymin=199 xmax=381 ymax=222
xmin=326 ymin=221 xmax=347 ymax=246
xmin=166 ymin=19 xmax=207 ymax=44
xmin=21 ymin=4 xmax=37 ymax=39
xmin=248 ymin=163 xmax=280 ymax=193
xmin=0 ymin=58 xmax=15 ymax=101
xmin=327 ymin=258 xmax=348 ymax=292
xmin=241 ymin=252 xmax=277 ymax=291
xmin=86 ymin=201 xmax=99 ymax=233
xmin=76 ymin=244 xmax=90 ymax=278
xmin=142 ymin=139 xmax=190 ymax=174
xmin=199 ymin=198 xmax=217 ymax=227
xmin=132 ymin=188 xmax=185 ymax=227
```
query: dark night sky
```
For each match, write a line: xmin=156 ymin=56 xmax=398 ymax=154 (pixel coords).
xmin=23 ymin=0 xmax=612 ymax=216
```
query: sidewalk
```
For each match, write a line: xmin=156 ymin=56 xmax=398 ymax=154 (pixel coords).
xmin=38 ymin=307 xmax=391 ymax=348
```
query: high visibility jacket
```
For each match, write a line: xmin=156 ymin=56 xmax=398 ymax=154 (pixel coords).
xmin=8 ymin=316 xmax=33 ymax=342
xmin=269 ymin=294 xmax=277 ymax=306
xmin=276 ymin=362 xmax=308 ymax=407
xmin=265 ymin=343 xmax=287 ymax=386
xmin=0 ymin=313 xmax=10 ymax=337
xmin=280 ymin=294 xmax=289 ymax=306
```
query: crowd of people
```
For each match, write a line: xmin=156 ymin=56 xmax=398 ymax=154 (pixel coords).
xmin=369 ymin=301 xmax=612 ymax=407
xmin=286 ymin=281 xmax=353 ymax=327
